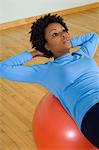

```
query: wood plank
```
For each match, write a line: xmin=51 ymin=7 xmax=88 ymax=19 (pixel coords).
xmin=0 ymin=2 xmax=98 ymax=31
xmin=0 ymin=7 xmax=99 ymax=149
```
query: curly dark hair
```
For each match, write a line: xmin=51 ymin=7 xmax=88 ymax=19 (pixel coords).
xmin=29 ymin=13 xmax=69 ymax=58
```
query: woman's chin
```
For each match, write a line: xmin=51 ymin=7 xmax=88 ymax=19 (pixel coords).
xmin=64 ymin=47 xmax=71 ymax=52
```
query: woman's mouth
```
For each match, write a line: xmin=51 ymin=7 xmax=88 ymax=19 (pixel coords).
xmin=63 ymin=39 xmax=70 ymax=43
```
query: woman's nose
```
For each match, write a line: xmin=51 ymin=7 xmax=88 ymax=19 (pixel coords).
xmin=62 ymin=32 xmax=69 ymax=39
xmin=61 ymin=32 xmax=67 ymax=38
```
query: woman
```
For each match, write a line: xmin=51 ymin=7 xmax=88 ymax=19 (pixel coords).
xmin=0 ymin=14 xmax=99 ymax=148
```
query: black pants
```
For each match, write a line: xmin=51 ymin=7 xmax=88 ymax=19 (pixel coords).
xmin=81 ymin=103 xmax=99 ymax=148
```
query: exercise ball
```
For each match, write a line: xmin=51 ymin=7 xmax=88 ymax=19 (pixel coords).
xmin=32 ymin=93 xmax=97 ymax=149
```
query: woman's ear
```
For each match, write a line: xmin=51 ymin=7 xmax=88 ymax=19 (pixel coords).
xmin=45 ymin=43 xmax=50 ymax=50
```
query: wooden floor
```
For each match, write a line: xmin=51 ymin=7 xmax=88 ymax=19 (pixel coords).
xmin=0 ymin=7 xmax=99 ymax=150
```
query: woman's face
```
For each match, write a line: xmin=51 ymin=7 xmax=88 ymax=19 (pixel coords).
xmin=44 ymin=22 xmax=72 ymax=59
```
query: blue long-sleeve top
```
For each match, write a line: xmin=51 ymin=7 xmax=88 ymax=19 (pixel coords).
xmin=0 ymin=32 xmax=99 ymax=129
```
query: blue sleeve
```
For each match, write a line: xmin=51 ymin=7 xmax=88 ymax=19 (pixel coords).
xmin=71 ymin=32 xmax=99 ymax=58
xmin=1 ymin=50 xmax=33 ymax=66
xmin=0 ymin=50 xmax=47 ymax=84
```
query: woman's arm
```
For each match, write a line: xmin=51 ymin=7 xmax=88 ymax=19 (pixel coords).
xmin=2 ymin=50 xmax=32 ymax=66
xmin=0 ymin=50 xmax=47 ymax=83
xmin=1 ymin=50 xmax=45 ymax=66
xmin=0 ymin=63 xmax=46 ymax=83
xmin=70 ymin=32 xmax=99 ymax=58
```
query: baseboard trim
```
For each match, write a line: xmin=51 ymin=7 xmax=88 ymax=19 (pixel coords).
xmin=0 ymin=2 xmax=98 ymax=31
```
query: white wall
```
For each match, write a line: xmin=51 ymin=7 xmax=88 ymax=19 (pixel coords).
xmin=0 ymin=0 xmax=98 ymax=24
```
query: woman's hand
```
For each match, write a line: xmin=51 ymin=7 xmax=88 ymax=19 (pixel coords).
xmin=30 ymin=50 xmax=46 ymax=58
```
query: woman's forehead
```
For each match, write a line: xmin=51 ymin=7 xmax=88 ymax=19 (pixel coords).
xmin=45 ymin=23 xmax=64 ymax=34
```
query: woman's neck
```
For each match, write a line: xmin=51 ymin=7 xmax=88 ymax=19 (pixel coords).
xmin=54 ymin=50 xmax=71 ymax=60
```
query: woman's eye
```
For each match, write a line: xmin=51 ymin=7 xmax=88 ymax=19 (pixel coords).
xmin=62 ymin=29 xmax=66 ymax=32
xmin=52 ymin=33 xmax=58 ymax=37
xmin=52 ymin=29 xmax=66 ymax=37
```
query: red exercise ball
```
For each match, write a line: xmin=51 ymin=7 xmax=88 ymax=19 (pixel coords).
xmin=32 ymin=93 xmax=97 ymax=149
